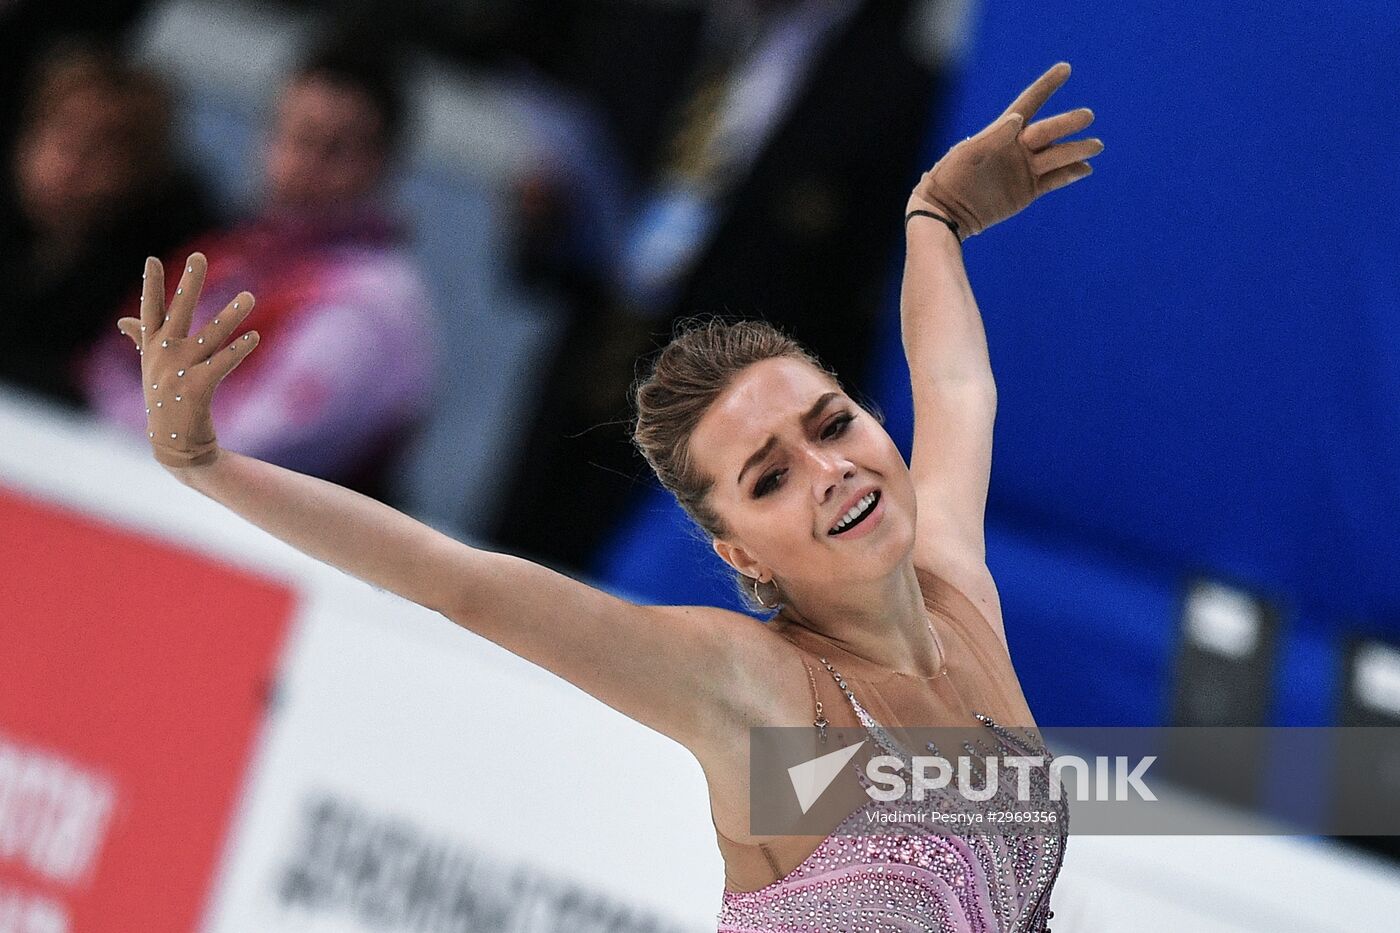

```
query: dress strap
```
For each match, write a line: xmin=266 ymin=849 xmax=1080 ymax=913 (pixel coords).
xmin=814 ymin=655 xmax=921 ymax=764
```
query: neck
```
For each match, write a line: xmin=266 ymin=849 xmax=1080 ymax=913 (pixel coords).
xmin=780 ymin=558 xmax=942 ymax=676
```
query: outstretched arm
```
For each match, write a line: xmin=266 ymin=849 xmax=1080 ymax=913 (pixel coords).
xmin=120 ymin=254 xmax=758 ymax=758
xmin=168 ymin=450 xmax=752 ymax=751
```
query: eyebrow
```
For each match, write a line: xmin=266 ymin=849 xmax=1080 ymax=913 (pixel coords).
xmin=737 ymin=391 xmax=841 ymax=487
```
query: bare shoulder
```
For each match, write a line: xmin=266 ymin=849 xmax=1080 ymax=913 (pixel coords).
xmin=658 ymin=603 xmax=802 ymax=700
xmin=658 ymin=604 xmax=815 ymax=742
xmin=437 ymin=549 xmax=805 ymax=757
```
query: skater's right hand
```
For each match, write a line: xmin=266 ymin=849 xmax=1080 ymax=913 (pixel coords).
xmin=114 ymin=253 xmax=260 ymax=471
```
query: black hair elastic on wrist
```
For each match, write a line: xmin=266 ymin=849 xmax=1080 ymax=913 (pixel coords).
xmin=905 ymin=209 xmax=961 ymax=241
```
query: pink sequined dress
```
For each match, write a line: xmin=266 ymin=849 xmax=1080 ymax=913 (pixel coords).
xmin=713 ymin=567 xmax=1067 ymax=932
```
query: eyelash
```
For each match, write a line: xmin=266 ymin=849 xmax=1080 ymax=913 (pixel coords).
xmin=754 ymin=413 xmax=855 ymax=497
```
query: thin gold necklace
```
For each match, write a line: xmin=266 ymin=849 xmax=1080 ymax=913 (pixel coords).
xmin=782 ymin=607 xmax=946 ymax=677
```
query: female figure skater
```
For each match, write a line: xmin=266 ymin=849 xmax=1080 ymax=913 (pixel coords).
xmin=117 ymin=61 xmax=1101 ymax=931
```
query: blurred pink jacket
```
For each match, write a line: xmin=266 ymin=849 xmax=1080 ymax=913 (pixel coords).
xmin=77 ymin=209 xmax=437 ymax=481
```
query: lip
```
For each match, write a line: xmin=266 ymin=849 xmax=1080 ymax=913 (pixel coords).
xmin=827 ymin=485 xmax=879 ymax=534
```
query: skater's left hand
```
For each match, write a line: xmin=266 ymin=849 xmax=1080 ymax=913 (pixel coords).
xmin=909 ymin=62 xmax=1103 ymax=239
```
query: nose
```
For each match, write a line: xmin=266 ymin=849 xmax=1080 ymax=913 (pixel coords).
xmin=805 ymin=447 xmax=855 ymax=504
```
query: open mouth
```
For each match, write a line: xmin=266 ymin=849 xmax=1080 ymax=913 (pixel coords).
xmin=828 ymin=490 xmax=880 ymax=536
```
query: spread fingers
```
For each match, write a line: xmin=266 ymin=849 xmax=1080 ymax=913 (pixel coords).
xmin=191 ymin=292 xmax=256 ymax=362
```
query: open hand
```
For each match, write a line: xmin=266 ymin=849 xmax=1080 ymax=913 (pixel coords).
xmin=114 ymin=253 xmax=259 ymax=470
xmin=909 ymin=62 xmax=1103 ymax=238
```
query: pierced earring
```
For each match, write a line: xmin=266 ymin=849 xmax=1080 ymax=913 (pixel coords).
xmin=752 ymin=575 xmax=778 ymax=610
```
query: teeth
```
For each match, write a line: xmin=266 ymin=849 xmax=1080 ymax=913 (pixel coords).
xmin=831 ymin=492 xmax=877 ymax=533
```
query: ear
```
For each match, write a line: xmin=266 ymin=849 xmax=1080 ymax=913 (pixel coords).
xmin=712 ymin=537 xmax=762 ymax=580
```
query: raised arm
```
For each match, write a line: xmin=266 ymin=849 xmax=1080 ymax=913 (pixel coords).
xmin=898 ymin=63 xmax=1102 ymax=640
xmin=117 ymin=253 xmax=756 ymax=757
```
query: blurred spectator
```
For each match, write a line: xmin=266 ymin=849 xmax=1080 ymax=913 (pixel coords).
xmin=0 ymin=1 xmax=153 ymax=159
xmin=79 ymin=35 xmax=438 ymax=504
xmin=482 ymin=0 xmax=944 ymax=573
xmin=0 ymin=37 xmax=215 ymax=408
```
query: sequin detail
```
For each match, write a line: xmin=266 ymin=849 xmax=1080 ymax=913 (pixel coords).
xmin=717 ymin=661 xmax=1067 ymax=932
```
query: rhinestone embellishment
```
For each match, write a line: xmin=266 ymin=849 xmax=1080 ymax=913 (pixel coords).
xmin=717 ymin=651 xmax=1068 ymax=933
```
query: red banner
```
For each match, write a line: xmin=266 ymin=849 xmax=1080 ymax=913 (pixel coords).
xmin=0 ymin=486 xmax=295 ymax=932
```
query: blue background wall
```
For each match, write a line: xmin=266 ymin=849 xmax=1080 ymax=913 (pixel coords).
xmin=595 ymin=1 xmax=1400 ymax=728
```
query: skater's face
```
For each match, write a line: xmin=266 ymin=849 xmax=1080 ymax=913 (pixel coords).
xmin=691 ymin=357 xmax=916 ymax=594
xmin=264 ymin=74 xmax=387 ymax=211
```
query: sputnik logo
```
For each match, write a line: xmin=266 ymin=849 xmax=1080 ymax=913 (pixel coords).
xmin=789 ymin=740 xmax=866 ymax=814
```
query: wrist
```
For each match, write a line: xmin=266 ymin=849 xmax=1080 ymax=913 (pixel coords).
xmin=161 ymin=446 xmax=224 ymax=484
xmin=906 ymin=184 xmax=957 ymax=215
xmin=906 ymin=192 xmax=930 ymax=217
xmin=904 ymin=207 xmax=962 ymax=245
